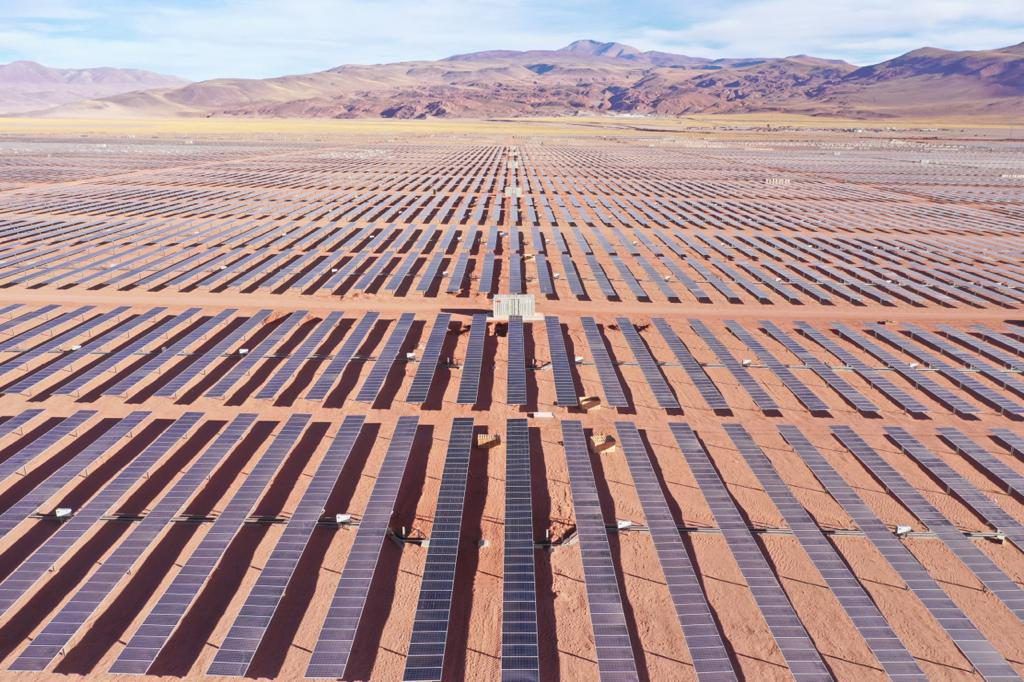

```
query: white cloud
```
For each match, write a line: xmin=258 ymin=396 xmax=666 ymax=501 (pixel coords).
xmin=0 ymin=0 xmax=1020 ymax=78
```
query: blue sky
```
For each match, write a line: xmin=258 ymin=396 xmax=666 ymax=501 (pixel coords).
xmin=1 ymin=0 xmax=1022 ymax=80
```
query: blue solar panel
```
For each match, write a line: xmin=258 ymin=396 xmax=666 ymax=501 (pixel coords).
xmin=616 ymin=422 xmax=736 ymax=680
xmin=651 ymin=318 xmax=727 ymax=413
xmin=406 ymin=313 xmax=452 ymax=403
xmin=506 ymin=316 xmax=527 ymax=405
xmin=778 ymin=424 xmax=1017 ymax=679
xmin=258 ymin=311 xmax=343 ymax=400
xmin=457 ymin=314 xmax=488 ymax=405
xmin=560 ymin=421 xmax=639 ymax=679
xmin=403 ymin=418 xmax=475 ymax=680
xmin=580 ymin=317 xmax=629 ymax=408
xmin=616 ymin=317 xmax=679 ymax=410
xmin=356 ymin=313 xmax=414 ymax=402
xmin=207 ymin=415 xmax=366 ymax=677
xmin=689 ymin=320 xmax=779 ymax=414
xmin=502 ymin=419 xmax=538 ymax=682
xmin=832 ymin=425 xmax=1024 ymax=623
xmin=669 ymin=423 xmax=832 ymax=682
xmin=307 ymin=416 xmax=419 ymax=679
xmin=11 ymin=413 xmax=260 ymax=672
xmin=543 ymin=316 xmax=578 ymax=407
xmin=109 ymin=414 xmax=311 ymax=674
xmin=306 ymin=312 xmax=379 ymax=401
xmin=723 ymin=424 xmax=924 ymax=679
xmin=205 ymin=311 xmax=306 ymax=398
xmin=0 ymin=412 xmax=201 ymax=618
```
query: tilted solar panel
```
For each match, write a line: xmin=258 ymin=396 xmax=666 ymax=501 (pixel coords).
xmin=457 ymin=314 xmax=488 ymax=405
xmin=778 ymin=424 xmax=1018 ymax=679
xmin=109 ymin=414 xmax=311 ymax=674
xmin=306 ymin=416 xmax=419 ymax=679
xmin=403 ymin=418 xmax=475 ymax=681
xmin=670 ymin=423 xmax=833 ymax=682
xmin=723 ymin=424 xmax=924 ymax=679
xmin=11 ymin=413 xmax=260 ymax=672
xmin=502 ymin=419 xmax=538 ymax=681
xmin=208 ymin=415 xmax=366 ymax=677
xmin=616 ymin=422 xmax=737 ymax=681
xmin=560 ymin=421 xmax=640 ymax=680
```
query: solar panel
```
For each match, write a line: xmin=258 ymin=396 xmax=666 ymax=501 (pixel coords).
xmin=508 ymin=255 xmax=524 ymax=294
xmin=559 ymin=421 xmax=639 ymax=679
xmin=406 ymin=313 xmax=452 ymax=403
xmin=385 ymin=251 xmax=420 ymax=291
xmin=610 ymin=256 xmax=648 ymax=300
xmin=533 ymin=254 xmax=554 ymax=296
xmin=0 ymin=409 xmax=44 ymax=442
xmin=0 ymin=306 xmax=92 ymax=352
xmin=939 ymin=428 xmax=1024 ymax=498
xmin=479 ymin=251 xmax=497 ymax=294
xmin=669 ymin=423 xmax=832 ymax=682
xmin=155 ymin=309 xmax=272 ymax=397
xmin=305 ymin=312 xmax=379 ymax=401
xmin=205 ymin=311 xmax=306 ymax=398
xmin=0 ymin=412 xmax=201 ymax=618
xmin=887 ymin=427 xmax=1024 ymax=551
xmin=868 ymin=324 xmax=1024 ymax=418
xmin=722 ymin=424 xmax=924 ymax=679
xmin=689 ymin=320 xmax=779 ymax=414
xmin=506 ymin=316 xmax=527 ymax=405
xmin=651 ymin=318 xmax=728 ymax=413
xmin=356 ymin=312 xmax=414 ymax=402
xmin=584 ymin=253 xmax=617 ymax=299
xmin=831 ymin=426 xmax=1024 ymax=622
xmin=615 ymin=422 xmax=736 ymax=680
xmin=501 ymin=419 xmax=538 ymax=681
xmin=991 ymin=427 xmax=1024 ymax=460
xmin=580 ymin=317 xmax=629 ymax=408
xmin=0 ymin=306 xmax=129 ymax=374
xmin=0 ymin=411 xmax=149 ymax=538
xmin=831 ymin=325 xmax=978 ymax=418
xmin=403 ymin=418 xmax=475 ymax=681
xmin=792 ymin=323 xmax=928 ymax=418
xmin=0 ymin=409 xmax=97 ymax=489
xmin=902 ymin=324 xmax=1024 ymax=398
xmin=543 ymin=316 xmax=578 ymax=407
xmin=417 ymin=251 xmax=446 ymax=292
xmin=724 ymin=320 xmax=830 ymax=415
xmin=758 ymin=321 xmax=878 ymax=415
xmin=104 ymin=309 xmax=236 ymax=396
xmin=777 ymin=425 xmax=1018 ymax=679
xmin=10 ymin=414 xmax=260 ymax=672
xmin=207 ymin=415 xmax=366 ymax=677
xmin=258 ymin=311 xmax=343 ymax=400
xmin=559 ymin=252 xmax=586 ymax=298
xmin=457 ymin=314 xmax=488 ymax=405
xmin=616 ymin=317 xmax=679 ymax=410
xmin=109 ymin=414 xmax=311 ymax=674
xmin=307 ymin=416 xmax=419 ymax=679
xmin=447 ymin=253 xmax=470 ymax=293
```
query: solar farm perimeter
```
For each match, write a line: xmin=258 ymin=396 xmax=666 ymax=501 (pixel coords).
xmin=0 ymin=117 xmax=1022 ymax=682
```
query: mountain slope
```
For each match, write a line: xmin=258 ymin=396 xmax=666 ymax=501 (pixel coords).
xmin=32 ymin=40 xmax=1024 ymax=120
xmin=0 ymin=61 xmax=189 ymax=114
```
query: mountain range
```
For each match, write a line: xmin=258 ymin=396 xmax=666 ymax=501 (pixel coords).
xmin=0 ymin=61 xmax=188 ymax=114
xmin=6 ymin=39 xmax=1024 ymax=119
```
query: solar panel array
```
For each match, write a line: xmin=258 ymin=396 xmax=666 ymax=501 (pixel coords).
xmin=722 ymin=424 xmax=925 ymax=679
xmin=404 ymin=417 xmax=475 ymax=680
xmin=615 ymin=422 xmax=737 ymax=680
xmin=670 ymin=423 xmax=833 ymax=681
xmin=502 ymin=418 xmax=539 ymax=681
xmin=208 ymin=415 xmax=366 ymax=676
xmin=307 ymin=416 xmax=419 ymax=679
xmin=3 ymin=129 xmax=1024 ymax=681
xmin=109 ymin=413 xmax=311 ymax=674
xmin=560 ymin=420 xmax=640 ymax=680
xmin=778 ymin=425 xmax=1019 ymax=679
xmin=11 ymin=413 xmax=261 ymax=672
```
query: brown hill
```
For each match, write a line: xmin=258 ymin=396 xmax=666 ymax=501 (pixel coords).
xmin=0 ymin=61 xmax=189 ymax=114
xmin=32 ymin=40 xmax=1024 ymax=120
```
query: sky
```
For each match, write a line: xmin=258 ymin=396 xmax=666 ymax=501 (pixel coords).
xmin=1 ymin=0 xmax=1022 ymax=81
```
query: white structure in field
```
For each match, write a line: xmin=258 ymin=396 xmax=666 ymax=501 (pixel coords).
xmin=492 ymin=294 xmax=540 ymax=320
